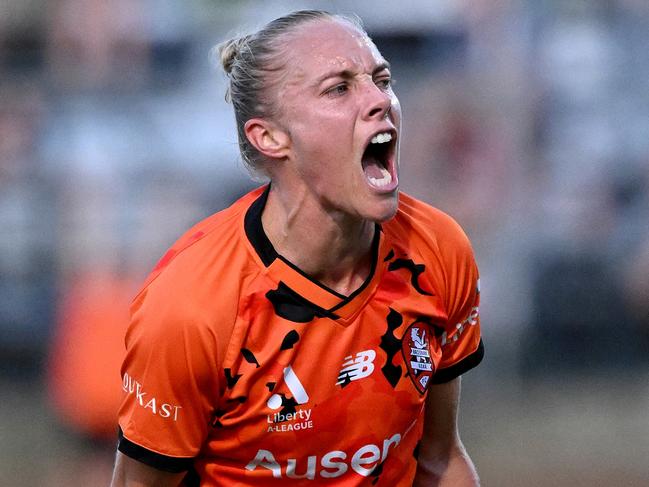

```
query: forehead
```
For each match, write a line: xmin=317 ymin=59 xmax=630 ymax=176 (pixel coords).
xmin=283 ymin=19 xmax=386 ymax=80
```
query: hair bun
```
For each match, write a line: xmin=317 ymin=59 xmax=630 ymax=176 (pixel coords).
xmin=217 ymin=35 xmax=250 ymax=75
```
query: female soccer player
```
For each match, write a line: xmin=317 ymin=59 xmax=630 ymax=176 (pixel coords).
xmin=111 ymin=10 xmax=483 ymax=486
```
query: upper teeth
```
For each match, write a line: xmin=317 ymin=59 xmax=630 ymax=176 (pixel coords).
xmin=371 ymin=132 xmax=392 ymax=144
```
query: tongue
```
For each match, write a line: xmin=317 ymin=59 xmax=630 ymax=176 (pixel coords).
xmin=362 ymin=155 xmax=385 ymax=179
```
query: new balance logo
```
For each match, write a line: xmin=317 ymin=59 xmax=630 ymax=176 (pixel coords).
xmin=336 ymin=350 xmax=376 ymax=387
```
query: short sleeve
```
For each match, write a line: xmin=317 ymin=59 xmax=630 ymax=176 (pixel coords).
xmin=117 ymin=284 xmax=221 ymax=472
xmin=432 ymin=223 xmax=483 ymax=384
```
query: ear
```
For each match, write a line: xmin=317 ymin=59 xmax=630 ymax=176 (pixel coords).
xmin=244 ymin=118 xmax=290 ymax=160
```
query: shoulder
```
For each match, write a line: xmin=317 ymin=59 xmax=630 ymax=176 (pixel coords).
xmin=386 ymin=191 xmax=474 ymax=260
xmin=130 ymin=187 xmax=265 ymax=330
xmin=142 ymin=186 xmax=264 ymax=287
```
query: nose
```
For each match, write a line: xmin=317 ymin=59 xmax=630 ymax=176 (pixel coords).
xmin=362 ymin=81 xmax=392 ymax=120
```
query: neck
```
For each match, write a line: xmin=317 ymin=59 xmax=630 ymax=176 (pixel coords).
xmin=261 ymin=184 xmax=376 ymax=296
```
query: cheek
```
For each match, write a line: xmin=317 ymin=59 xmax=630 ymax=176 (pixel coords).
xmin=302 ymin=117 xmax=354 ymax=156
xmin=390 ymin=96 xmax=402 ymax=126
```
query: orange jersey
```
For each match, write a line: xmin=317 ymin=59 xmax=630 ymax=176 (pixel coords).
xmin=117 ymin=186 xmax=483 ymax=486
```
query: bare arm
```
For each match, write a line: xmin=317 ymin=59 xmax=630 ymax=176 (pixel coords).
xmin=413 ymin=377 xmax=480 ymax=487
xmin=110 ymin=451 xmax=186 ymax=487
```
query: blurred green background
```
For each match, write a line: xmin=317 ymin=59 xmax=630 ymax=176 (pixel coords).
xmin=1 ymin=1 xmax=648 ymax=485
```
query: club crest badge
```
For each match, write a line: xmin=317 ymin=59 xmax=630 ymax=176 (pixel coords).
xmin=401 ymin=324 xmax=434 ymax=394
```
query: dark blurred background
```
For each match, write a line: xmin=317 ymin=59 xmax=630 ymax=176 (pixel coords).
xmin=1 ymin=1 xmax=648 ymax=485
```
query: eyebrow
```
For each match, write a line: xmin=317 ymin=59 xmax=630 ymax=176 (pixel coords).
xmin=314 ymin=61 xmax=392 ymax=86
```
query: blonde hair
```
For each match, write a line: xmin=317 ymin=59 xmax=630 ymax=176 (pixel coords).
xmin=217 ymin=10 xmax=365 ymax=170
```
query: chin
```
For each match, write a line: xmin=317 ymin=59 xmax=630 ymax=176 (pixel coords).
xmin=366 ymin=192 xmax=399 ymax=223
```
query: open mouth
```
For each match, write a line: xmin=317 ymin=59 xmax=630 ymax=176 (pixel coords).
xmin=361 ymin=130 xmax=397 ymax=190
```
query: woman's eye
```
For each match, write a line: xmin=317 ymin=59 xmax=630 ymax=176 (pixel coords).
xmin=326 ymin=84 xmax=348 ymax=97
xmin=376 ymin=77 xmax=393 ymax=89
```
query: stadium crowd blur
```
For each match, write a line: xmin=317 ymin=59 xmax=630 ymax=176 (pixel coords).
xmin=1 ymin=1 xmax=648 ymax=486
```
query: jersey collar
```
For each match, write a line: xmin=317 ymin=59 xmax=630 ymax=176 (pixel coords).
xmin=244 ymin=185 xmax=390 ymax=323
